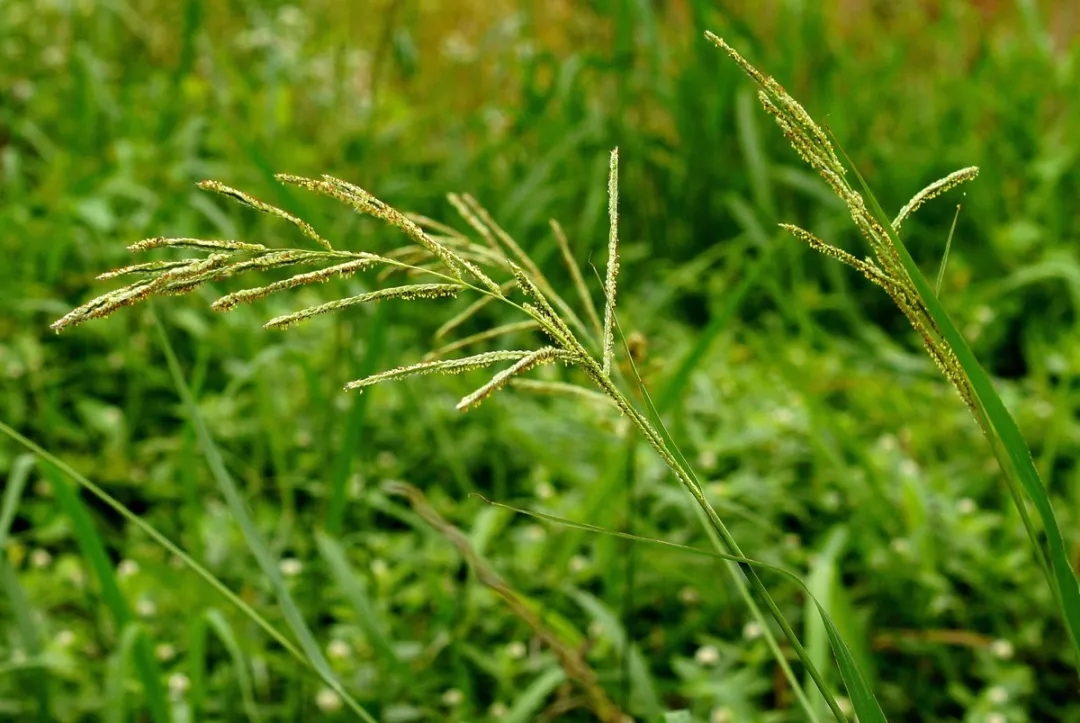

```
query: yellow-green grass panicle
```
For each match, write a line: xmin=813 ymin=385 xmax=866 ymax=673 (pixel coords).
xmin=602 ymin=147 xmax=620 ymax=376
xmin=263 ymin=283 xmax=462 ymax=330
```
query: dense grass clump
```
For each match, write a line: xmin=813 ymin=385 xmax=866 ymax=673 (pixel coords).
xmin=3 ymin=2 xmax=1080 ymax=721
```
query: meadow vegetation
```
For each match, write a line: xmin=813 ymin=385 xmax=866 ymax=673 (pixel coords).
xmin=3 ymin=1 xmax=1080 ymax=721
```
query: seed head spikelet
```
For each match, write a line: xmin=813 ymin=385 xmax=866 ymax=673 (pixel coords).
xmin=212 ymin=256 xmax=389 ymax=311
xmin=894 ymin=167 xmax=979 ymax=231
xmin=264 ymin=283 xmax=462 ymax=330
xmin=344 ymin=350 xmax=545 ymax=392
xmin=455 ymin=346 xmax=572 ymax=411
xmin=197 ymin=180 xmax=332 ymax=251
xmin=550 ymin=219 xmax=603 ymax=337
xmin=601 ymin=147 xmax=620 ymax=376
xmin=128 ymin=237 xmax=270 ymax=253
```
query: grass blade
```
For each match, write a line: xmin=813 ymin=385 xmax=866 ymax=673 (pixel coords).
xmin=315 ymin=532 xmax=404 ymax=677
xmin=203 ymin=609 xmax=263 ymax=723
xmin=477 ymin=495 xmax=886 ymax=722
xmin=153 ymin=315 xmax=377 ymax=722
xmin=835 ymin=138 xmax=1080 ymax=666
xmin=44 ymin=463 xmax=171 ymax=723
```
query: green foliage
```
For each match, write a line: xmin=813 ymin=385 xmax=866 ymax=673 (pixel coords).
xmin=3 ymin=1 xmax=1080 ymax=721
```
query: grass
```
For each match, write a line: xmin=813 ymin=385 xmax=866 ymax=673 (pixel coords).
xmin=3 ymin=1 xmax=1080 ymax=720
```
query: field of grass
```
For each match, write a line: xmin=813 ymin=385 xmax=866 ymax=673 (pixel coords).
xmin=3 ymin=0 xmax=1080 ymax=720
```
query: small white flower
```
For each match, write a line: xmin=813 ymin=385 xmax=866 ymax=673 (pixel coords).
xmin=743 ymin=621 xmax=763 ymax=640
xmin=990 ymin=639 xmax=1014 ymax=660
xmin=956 ymin=498 xmax=977 ymax=515
xmin=117 ymin=559 xmax=139 ymax=578
xmin=697 ymin=450 xmax=718 ymax=470
xmin=899 ymin=459 xmax=920 ymax=478
xmin=168 ymin=673 xmax=190 ymax=698
xmin=441 ymin=688 xmax=464 ymax=706
xmin=523 ymin=525 xmax=546 ymax=543
xmin=136 ymin=598 xmax=157 ymax=618
xmin=56 ymin=630 xmax=76 ymax=647
xmin=890 ymin=538 xmax=911 ymax=555
xmin=773 ymin=407 xmax=795 ymax=426
xmin=154 ymin=643 xmax=176 ymax=661
xmin=568 ymin=555 xmax=589 ymax=574
xmin=489 ymin=702 xmax=509 ymax=718
xmin=709 ymin=707 xmax=732 ymax=723
xmin=370 ymin=559 xmax=389 ymax=578
xmin=535 ymin=481 xmax=555 ymax=500
xmin=986 ymin=714 xmax=1006 ymax=723
xmin=837 ymin=696 xmax=853 ymax=716
xmin=694 ymin=645 xmax=720 ymax=666
xmin=29 ymin=549 xmax=52 ymax=568
xmin=877 ymin=435 xmax=898 ymax=452
xmin=315 ymin=687 xmax=342 ymax=713
xmin=279 ymin=558 xmax=303 ymax=577
xmin=987 ymin=685 xmax=1009 ymax=705
xmin=327 ymin=639 xmax=351 ymax=660
xmin=507 ymin=641 xmax=527 ymax=659
xmin=678 ymin=586 xmax=700 ymax=605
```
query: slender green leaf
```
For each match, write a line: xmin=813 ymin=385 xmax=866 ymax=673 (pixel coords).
xmin=45 ymin=464 xmax=171 ymax=723
xmin=315 ymin=532 xmax=403 ymax=676
xmin=478 ymin=495 xmax=887 ymax=723
xmin=154 ymin=316 xmax=376 ymax=722
xmin=836 ymin=138 xmax=1080 ymax=666
xmin=203 ymin=609 xmax=263 ymax=723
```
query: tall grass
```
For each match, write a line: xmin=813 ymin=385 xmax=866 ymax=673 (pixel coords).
xmin=5 ymin=2 xmax=1079 ymax=719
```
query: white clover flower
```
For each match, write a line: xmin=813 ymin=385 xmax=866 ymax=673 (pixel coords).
xmin=315 ymin=687 xmax=342 ymax=713
xmin=987 ymin=685 xmax=1009 ymax=705
xmin=327 ymin=639 xmax=351 ymax=660
xmin=507 ymin=641 xmax=527 ymax=659
xmin=29 ymin=549 xmax=52 ymax=568
xmin=154 ymin=643 xmax=176 ymax=661
xmin=694 ymin=645 xmax=720 ymax=666
xmin=279 ymin=558 xmax=303 ymax=577
xmin=168 ymin=673 xmax=190 ymax=697
xmin=743 ymin=621 xmax=763 ymax=640
xmin=117 ymin=559 xmax=139 ymax=578
xmin=441 ymin=688 xmax=464 ymax=706
xmin=136 ymin=598 xmax=157 ymax=618
xmin=990 ymin=639 xmax=1014 ymax=660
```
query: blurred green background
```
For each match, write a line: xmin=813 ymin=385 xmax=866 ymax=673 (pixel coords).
xmin=3 ymin=0 xmax=1080 ymax=720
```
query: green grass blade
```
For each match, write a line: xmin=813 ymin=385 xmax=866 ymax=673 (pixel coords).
xmin=0 ymin=422 xmax=316 ymax=678
xmin=314 ymin=531 xmax=403 ymax=675
xmin=835 ymin=139 xmax=1080 ymax=666
xmin=203 ymin=609 xmax=263 ymax=723
xmin=0 ymin=453 xmax=34 ymax=547
xmin=44 ymin=463 xmax=171 ymax=723
xmin=0 ymin=557 xmax=52 ymax=722
xmin=934 ymin=204 xmax=961 ymax=296
xmin=105 ymin=623 xmax=147 ymax=723
xmin=327 ymin=306 xmax=387 ymax=535
xmin=1 ymin=453 xmax=51 ymax=721
xmin=153 ymin=316 xmax=376 ymax=722
xmin=478 ymin=495 xmax=888 ymax=723
xmin=503 ymin=667 xmax=567 ymax=723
